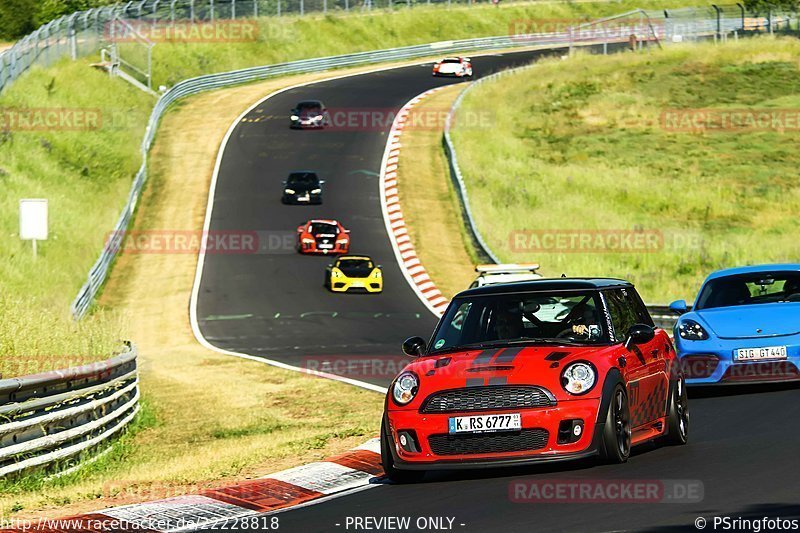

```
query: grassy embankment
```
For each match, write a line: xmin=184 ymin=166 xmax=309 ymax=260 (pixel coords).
xmin=0 ymin=0 xmax=714 ymax=518
xmin=451 ymin=37 xmax=800 ymax=303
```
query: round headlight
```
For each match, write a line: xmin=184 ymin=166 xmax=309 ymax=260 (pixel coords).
xmin=392 ymin=372 xmax=419 ymax=405
xmin=561 ymin=362 xmax=596 ymax=395
xmin=290 ymin=115 xmax=299 ymax=120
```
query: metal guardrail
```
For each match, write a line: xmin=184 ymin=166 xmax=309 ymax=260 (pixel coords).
xmin=68 ymin=25 xmax=652 ymax=318
xmin=441 ymin=8 xmax=796 ymax=330
xmin=0 ymin=345 xmax=139 ymax=477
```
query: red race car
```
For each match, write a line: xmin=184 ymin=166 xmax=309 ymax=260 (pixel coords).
xmin=381 ymin=278 xmax=689 ymax=482
xmin=296 ymin=219 xmax=350 ymax=255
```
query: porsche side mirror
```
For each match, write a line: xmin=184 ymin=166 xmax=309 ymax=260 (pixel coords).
xmin=624 ymin=324 xmax=655 ymax=350
xmin=669 ymin=299 xmax=688 ymax=315
xmin=402 ymin=336 xmax=427 ymax=357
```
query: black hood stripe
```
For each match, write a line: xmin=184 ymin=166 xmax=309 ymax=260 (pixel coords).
xmin=495 ymin=347 xmax=524 ymax=363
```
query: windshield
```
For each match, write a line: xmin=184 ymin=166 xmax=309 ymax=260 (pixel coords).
xmin=429 ymin=290 xmax=610 ymax=354
xmin=696 ymin=271 xmax=800 ymax=310
xmin=287 ymin=173 xmax=319 ymax=187
xmin=309 ymin=223 xmax=338 ymax=235
xmin=442 ymin=59 xmax=461 ymax=64
xmin=297 ymin=102 xmax=322 ymax=112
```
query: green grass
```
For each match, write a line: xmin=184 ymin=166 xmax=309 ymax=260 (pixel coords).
xmin=450 ymin=36 xmax=800 ymax=303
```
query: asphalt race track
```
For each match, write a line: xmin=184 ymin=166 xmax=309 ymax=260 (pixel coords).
xmin=195 ymin=48 xmax=800 ymax=531
xmin=195 ymin=48 xmax=567 ymax=387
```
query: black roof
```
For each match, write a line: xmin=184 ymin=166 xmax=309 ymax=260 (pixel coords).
xmin=457 ymin=277 xmax=633 ymax=298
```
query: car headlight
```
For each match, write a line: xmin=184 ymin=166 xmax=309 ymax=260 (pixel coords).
xmin=561 ymin=362 xmax=596 ymax=395
xmin=331 ymin=269 xmax=341 ymax=278
xmin=302 ymin=238 xmax=314 ymax=243
xmin=336 ymin=239 xmax=348 ymax=245
xmin=678 ymin=319 xmax=709 ymax=340
xmin=392 ymin=371 xmax=419 ymax=405
xmin=373 ymin=269 xmax=381 ymax=278
xmin=310 ymin=188 xmax=322 ymax=194
xmin=284 ymin=188 xmax=295 ymax=194
xmin=290 ymin=115 xmax=299 ymax=120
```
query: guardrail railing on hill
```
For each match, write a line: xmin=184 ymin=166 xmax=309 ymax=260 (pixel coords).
xmin=69 ymin=26 xmax=651 ymax=318
xmin=441 ymin=9 xmax=795 ymax=331
xmin=0 ymin=345 xmax=139 ymax=477
xmin=57 ymin=4 xmax=794 ymax=318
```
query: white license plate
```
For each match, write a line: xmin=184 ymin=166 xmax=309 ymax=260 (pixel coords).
xmin=318 ymin=244 xmax=333 ymax=249
xmin=448 ymin=413 xmax=521 ymax=434
xmin=735 ymin=346 xmax=787 ymax=361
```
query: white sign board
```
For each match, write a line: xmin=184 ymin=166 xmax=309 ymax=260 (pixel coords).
xmin=19 ymin=199 xmax=48 ymax=241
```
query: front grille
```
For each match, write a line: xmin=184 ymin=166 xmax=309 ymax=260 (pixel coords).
xmin=420 ymin=386 xmax=555 ymax=414
xmin=429 ymin=429 xmax=549 ymax=456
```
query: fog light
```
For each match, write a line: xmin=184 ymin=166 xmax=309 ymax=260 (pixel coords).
xmin=399 ymin=434 xmax=408 ymax=447
xmin=573 ymin=424 xmax=582 ymax=437
xmin=396 ymin=430 xmax=420 ymax=453
xmin=558 ymin=419 xmax=585 ymax=444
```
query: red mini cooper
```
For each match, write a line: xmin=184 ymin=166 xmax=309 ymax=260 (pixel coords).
xmin=296 ymin=219 xmax=350 ymax=255
xmin=381 ymin=278 xmax=689 ymax=482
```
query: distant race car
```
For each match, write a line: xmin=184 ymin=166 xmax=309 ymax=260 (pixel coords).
xmin=325 ymin=255 xmax=383 ymax=293
xmin=670 ymin=264 xmax=800 ymax=385
xmin=297 ymin=219 xmax=350 ymax=255
xmin=290 ymin=100 xmax=329 ymax=129
xmin=282 ymin=171 xmax=323 ymax=205
xmin=469 ymin=264 xmax=542 ymax=288
xmin=382 ymin=278 xmax=688 ymax=482
xmin=432 ymin=57 xmax=473 ymax=78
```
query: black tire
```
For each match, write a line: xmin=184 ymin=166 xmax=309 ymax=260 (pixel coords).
xmin=599 ymin=384 xmax=631 ymax=463
xmin=380 ymin=419 xmax=425 ymax=484
xmin=663 ymin=376 xmax=689 ymax=445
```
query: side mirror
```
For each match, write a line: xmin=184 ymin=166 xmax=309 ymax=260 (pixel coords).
xmin=344 ymin=229 xmax=351 ymax=234
xmin=319 ymin=179 xmax=326 ymax=185
xmin=624 ymin=324 xmax=655 ymax=350
xmin=402 ymin=336 xmax=427 ymax=357
xmin=669 ymin=299 xmax=688 ymax=315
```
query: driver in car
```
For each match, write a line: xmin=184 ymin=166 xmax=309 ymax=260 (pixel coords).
xmin=494 ymin=303 xmax=524 ymax=340
xmin=569 ymin=304 xmax=601 ymax=340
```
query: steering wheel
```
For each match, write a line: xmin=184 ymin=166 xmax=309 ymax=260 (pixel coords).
xmin=555 ymin=327 xmax=581 ymax=340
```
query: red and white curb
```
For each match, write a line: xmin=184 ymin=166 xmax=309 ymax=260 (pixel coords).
xmin=380 ymin=86 xmax=451 ymax=318
xmin=9 ymin=439 xmax=382 ymax=532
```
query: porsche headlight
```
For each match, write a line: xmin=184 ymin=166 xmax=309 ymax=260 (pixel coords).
xmin=311 ymin=188 xmax=322 ymax=194
xmin=392 ymin=371 xmax=419 ymax=405
xmin=561 ymin=362 xmax=596 ymax=395
xmin=284 ymin=188 xmax=295 ymax=194
xmin=678 ymin=319 xmax=708 ymax=340
xmin=331 ymin=269 xmax=342 ymax=278
xmin=290 ymin=115 xmax=299 ymax=120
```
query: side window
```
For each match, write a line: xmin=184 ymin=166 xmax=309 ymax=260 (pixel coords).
xmin=623 ymin=288 xmax=654 ymax=327
xmin=605 ymin=289 xmax=638 ymax=341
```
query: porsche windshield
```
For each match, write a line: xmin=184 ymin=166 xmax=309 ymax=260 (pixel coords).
xmin=430 ymin=290 xmax=610 ymax=353
xmin=695 ymin=272 xmax=800 ymax=309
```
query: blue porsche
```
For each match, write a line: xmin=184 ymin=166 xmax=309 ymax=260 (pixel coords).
xmin=670 ymin=264 xmax=800 ymax=385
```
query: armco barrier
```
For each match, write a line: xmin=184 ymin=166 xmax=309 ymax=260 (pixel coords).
xmin=69 ymin=24 xmax=655 ymax=319
xmin=0 ymin=345 xmax=139 ymax=477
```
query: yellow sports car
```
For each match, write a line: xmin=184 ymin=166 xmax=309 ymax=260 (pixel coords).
xmin=325 ymin=255 xmax=383 ymax=293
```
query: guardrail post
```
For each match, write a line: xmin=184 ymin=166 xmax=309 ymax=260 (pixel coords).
xmin=190 ymin=0 xmax=195 ymax=21
xmin=736 ymin=3 xmax=745 ymax=32
xmin=210 ymin=0 xmax=215 ymax=21
xmin=711 ymin=4 xmax=721 ymax=42
xmin=301 ymin=0 xmax=304 ymax=16
xmin=345 ymin=0 xmax=348 ymax=11
xmin=232 ymin=0 xmax=236 ymax=18
xmin=768 ymin=7 xmax=773 ymax=34
xmin=323 ymin=0 xmax=327 ymax=13
xmin=253 ymin=0 xmax=258 ymax=17
xmin=69 ymin=17 xmax=78 ymax=60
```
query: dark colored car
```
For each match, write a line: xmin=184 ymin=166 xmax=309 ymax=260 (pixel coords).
xmin=381 ymin=278 xmax=688 ymax=482
xmin=282 ymin=172 xmax=323 ymax=205
xmin=290 ymin=100 xmax=329 ymax=129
